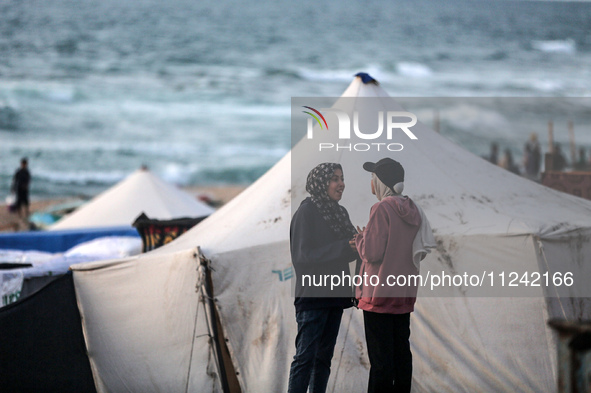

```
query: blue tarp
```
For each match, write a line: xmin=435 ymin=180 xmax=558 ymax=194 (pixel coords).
xmin=0 ymin=226 xmax=139 ymax=253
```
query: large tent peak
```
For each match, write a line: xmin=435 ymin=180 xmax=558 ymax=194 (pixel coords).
xmin=354 ymin=72 xmax=379 ymax=85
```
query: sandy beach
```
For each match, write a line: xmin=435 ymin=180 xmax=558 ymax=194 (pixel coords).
xmin=0 ymin=185 xmax=247 ymax=233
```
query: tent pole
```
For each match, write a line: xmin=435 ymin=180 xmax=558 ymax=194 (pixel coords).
xmin=548 ymin=120 xmax=554 ymax=154
xmin=568 ymin=121 xmax=576 ymax=165
xmin=199 ymin=250 xmax=232 ymax=393
xmin=197 ymin=247 xmax=242 ymax=393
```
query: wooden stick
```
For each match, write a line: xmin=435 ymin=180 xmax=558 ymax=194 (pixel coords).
xmin=548 ymin=120 xmax=554 ymax=154
xmin=568 ymin=120 xmax=576 ymax=164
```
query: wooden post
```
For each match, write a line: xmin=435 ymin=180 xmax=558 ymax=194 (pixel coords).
xmin=545 ymin=121 xmax=555 ymax=171
xmin=548 ymin=121 xmax=554 ymax=154
xmin=568 ymin=120 xmax=576 ymax=165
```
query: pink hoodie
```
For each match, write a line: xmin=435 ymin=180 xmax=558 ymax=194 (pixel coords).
xmin=355 ymin=195 xmax=421 ymax=314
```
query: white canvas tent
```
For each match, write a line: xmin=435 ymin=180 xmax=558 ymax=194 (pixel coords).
xmin=70 ymin=76 xmax=591 ymax=392
xmin=50 ymin=168 xmax=214 ymax=230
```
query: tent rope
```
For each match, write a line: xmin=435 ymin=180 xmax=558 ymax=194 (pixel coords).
xmin=330 ymin=309 xmax=353 ymax=393
xmin=200 ymin=293 xmax=215 ymax=301
xmin=199 ymin=284 xmax=224 ymax=388
xmin=185 ymin=254 xmax=204 ymax=393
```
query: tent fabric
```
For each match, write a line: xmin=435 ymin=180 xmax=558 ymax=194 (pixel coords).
xmin=72 ymin=249 xmax=219 ymax=392
xmin=0 ymin=272 xmax=96 ymax=393
xmin=0 ymin=225 xmax=139 ymax=252
xmin=71 ymin=75 xmax=591 ymax=392
xmin=1 ymin=269 xmax=24 ymax=306
xmin=50 ymin=169 xmax=215 ymax=230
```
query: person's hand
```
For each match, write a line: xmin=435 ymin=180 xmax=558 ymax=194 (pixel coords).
xmin=356 ymin=226 xmax=365 ymax=233
xmin=349 ymin=238 xmax=357 ymax=253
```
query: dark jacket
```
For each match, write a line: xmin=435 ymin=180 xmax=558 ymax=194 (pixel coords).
xmin=290 ymin=197 xmax=357 ymax=312
xmin=12 ymin=168 xmax=30 ymax=195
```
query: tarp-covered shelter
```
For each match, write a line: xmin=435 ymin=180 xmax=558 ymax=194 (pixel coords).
xmin=65 ymin=75 xmax=591 ymax=392
xmin=0 ymin=236 xmax=142 ymax=307
xmin=50 ymin=168 xmax=214 ymax=230
xmin=0 ymin=272 xmax=96 ymax=392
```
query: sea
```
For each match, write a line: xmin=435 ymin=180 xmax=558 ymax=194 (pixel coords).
xmin=1 ymin=0 xmax=591 ymax=199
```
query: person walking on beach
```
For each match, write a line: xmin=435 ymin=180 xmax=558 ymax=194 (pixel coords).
xmin=499 ymin=148 xmax=520 ymax=175
xmin=523 ymin=132 xmax=541 ymax=180
xmin=575 ymin=147 xmax=588 ymax=171
xmin=488 ymin=142 xmax=499 ymax=165
xmin=11 ymin=158 xmax=31 ymax=220
xmin=288 ymin=162 xmax=358 ymax=393
xmin=355 ymin=158 xmax=434 ymax=393
xmin=552 ymin=143 xmax=568 ymax=171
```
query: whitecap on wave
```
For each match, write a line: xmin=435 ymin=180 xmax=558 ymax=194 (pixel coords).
xmin=297 ymin=69 xmax=358 ymax=83
xmin=396 ymin=62 xmax=433 ymax=78
xmin=531 ymin=39 xmax=576 ymax=54
xmin=33 ymin=170 xmax=128 ymax=185
xmin=297 ymin=65 xmax=394 ymax=85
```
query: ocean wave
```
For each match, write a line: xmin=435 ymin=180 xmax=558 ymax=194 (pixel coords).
xmin=263 ymin=67 xmax=303 ymax=80
xmin=297 ymin=65 xmax=393 ymax=85
xmin=33 ymin=170 xmax=128 ymax=185
xmin=1 ymin=139 xmax=205 ymax=157
xmin=396 ymin=62 xmax=433 ymax=78
xmin=531 ymin=39 xmax=576 ymax=54
xmin=501 ymin=79 xmax=564 ymax=94
xmin=431 ymin=104 xmax=512 ymax=137
xmin=297 ymin=69 xmax=358 ymax=83
xmin=46 ymin=88 xmax=80 ymax=103
xmin=484 ymin=50 xmax=509 ymax=61
xmin=160 ymin=162 xmax=198 ymax=186
xmin=8 ymin=84 xmax=83 ymax=104
xmin=55 ymin=38 xmax=79 ymax=55
xmin=0 ymin=103 xmax=19 ymax=130
xmin=31 ymin=164 xmax=276 ymax=189
xmin=195 ymin=165 xmax=271 ymax=185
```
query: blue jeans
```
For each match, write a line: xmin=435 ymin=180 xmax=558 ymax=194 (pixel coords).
xmin=287 ymin=308 xmax=344 ymax=393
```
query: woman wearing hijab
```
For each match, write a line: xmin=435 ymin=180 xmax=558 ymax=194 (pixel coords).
xmin=355 ymin=157 xmax=433 ymax=393
xmin=288 ymin=162 xmax=358 ymax=393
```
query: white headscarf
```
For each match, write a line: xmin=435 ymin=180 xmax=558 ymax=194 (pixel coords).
xmin=372 ymin=172 xmax=404 ymax=201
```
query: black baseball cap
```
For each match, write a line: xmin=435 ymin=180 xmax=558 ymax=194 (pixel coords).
xmin=363 ymin=158 xmax=404 ymax=190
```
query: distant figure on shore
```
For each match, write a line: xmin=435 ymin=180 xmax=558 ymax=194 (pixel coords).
xmin=523 ymin=133 xmax=541 ymax=180
xmin=553 ymin=144 xmax=568 ymax=171
xmin=575 ymin=147 xmax=588 ymax=171
xmin=11 ymin=158 xmax=31 ymax=219
xmin=499 ymin=148 xmax=520 ymax=175
xmin=488 ymin=142 xmax=499 ymax=165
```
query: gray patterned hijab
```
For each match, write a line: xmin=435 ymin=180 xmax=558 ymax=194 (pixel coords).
xmin=305 ymin=163 xmax=357 ymax=239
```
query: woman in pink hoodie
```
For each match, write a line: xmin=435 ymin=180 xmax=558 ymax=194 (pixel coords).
xmin=355 ymin=158 xmax=421 ymax=393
